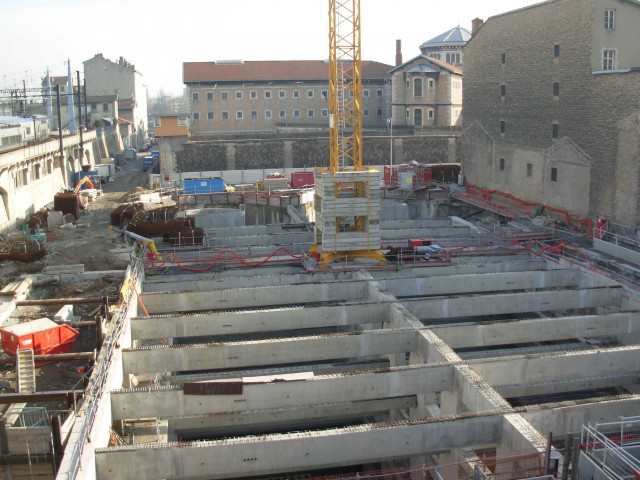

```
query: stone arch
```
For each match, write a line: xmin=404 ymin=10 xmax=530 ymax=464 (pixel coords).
xmin=0 ymin=185 xmax=9 ymax=225
xmin=83 ymin=148 xmax=91 ymax=168
xmin=67 ymin=154 xmax=76 ymax=189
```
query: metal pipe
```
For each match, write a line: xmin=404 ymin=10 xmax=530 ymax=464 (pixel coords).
xmin=16 ymin=296 xmax=117 ymax=306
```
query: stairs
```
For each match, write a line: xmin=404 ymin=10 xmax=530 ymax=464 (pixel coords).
xmin=16 ymin=348 xmax=36 ymax=393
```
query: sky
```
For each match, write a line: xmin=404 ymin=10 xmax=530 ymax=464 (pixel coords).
xmin=1 ymin=0 xmax=542 ymax=97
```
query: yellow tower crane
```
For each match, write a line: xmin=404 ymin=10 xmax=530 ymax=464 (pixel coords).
xmin=309 ymin=0 xmax=386 ymax=267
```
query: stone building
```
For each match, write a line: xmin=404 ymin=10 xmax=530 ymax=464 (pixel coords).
xmin=83 ymin=54 xmax=148 ymax=147
xmin=419 ymin=25 xmax=471 ymax=69
xmin=389 ymin=55 xmax=463 ymax=129
xmin=462 ymin=0 xmax=640 ymax=225
xmin=183 ymin=60 xmax=393 ymax=136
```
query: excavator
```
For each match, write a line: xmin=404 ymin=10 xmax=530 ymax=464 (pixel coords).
xmin=74 ymin=176 xmax=95 ymax=194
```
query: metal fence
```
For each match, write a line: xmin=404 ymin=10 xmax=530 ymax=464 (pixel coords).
xmin=16 ymin=407 xmax=73 ymax=428
xmin=581 ymin=417 xmax=640 ymax=480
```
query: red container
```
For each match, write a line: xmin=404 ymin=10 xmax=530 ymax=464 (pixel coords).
xmin=415 ymin=165 xmax=433 ymax=187
xmin=409 ymin=238 xmax=432 ymax=248
xmin=290 ymin=172 xmax=315 ymax=188
xmin=384 ymin=165 xmax=413 ymax=187
xmin=1 ymin=318 xmax=79 ymax=359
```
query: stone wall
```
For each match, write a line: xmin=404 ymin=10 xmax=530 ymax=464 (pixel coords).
xmin=176 ymin=135 xmax=457 ymax=172
xmin=462 ymin=0 xmax=640 ymax=224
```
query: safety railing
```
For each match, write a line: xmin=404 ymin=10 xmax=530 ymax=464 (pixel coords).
xmin=581 ymin=417 xmax=640 ymax=480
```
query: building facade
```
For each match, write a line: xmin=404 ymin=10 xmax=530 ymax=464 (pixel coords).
xmin=183 ymin=60 xmax=392 ymax=136
xmin=462 ymin=0 xmax=640 ymax=225
xmin=389 ymin=56 xmax=463 ymax=129
xmin=419 ymin=25 xmax=471 ymax=69
xmin=83 ymin=54 xmax=148 ymax=146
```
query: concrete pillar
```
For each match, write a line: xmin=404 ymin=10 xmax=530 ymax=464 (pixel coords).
xmin=440 ymin=390 xmax=461 ymax=416
xmin=226 ymin=143 xmax=236 ymax=170
xmin=283 ymin=141 xmax=293 ymax=169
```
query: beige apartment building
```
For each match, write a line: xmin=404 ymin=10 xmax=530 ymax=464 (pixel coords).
xmin=183 ymin=60 xmax=393 ymax=136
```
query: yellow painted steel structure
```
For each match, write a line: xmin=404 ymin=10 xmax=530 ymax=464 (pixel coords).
xmin=310 ymin=0 xmax=386 ymax=267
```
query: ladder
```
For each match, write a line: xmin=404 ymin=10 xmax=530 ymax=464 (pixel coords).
xmin=16 ymin=348 xmax=36 ymax=393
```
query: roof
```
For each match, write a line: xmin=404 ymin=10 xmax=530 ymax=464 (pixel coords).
xmin=41 ymin=76 xmax=68 ymax=87
xmin=183 ymin=60 xmax=393 ymax=83
xmin=118 ymin=117 xmax=134 ymax=125
xmin=421 ymin=26 xmax=471 ymax=49
xmin=389 ymin=55 xmax=462 ymax=75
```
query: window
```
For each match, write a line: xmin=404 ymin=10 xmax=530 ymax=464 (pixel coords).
xmin=603 ymin=49 xmax=616 ymax=70
xmin=293 ymin=90 xmax=300 ymax=98
xmin=428 ymin=109 xmax=434 ymax=119
xmin=553 ymin=82 xmax=560 ymax=97
xmin=236 ymin=91 xmax=243 ymax=100
xmin=154 ymin=117 xmax=162 ymax=127
xmin=32 ymin=164 xmax=40 ymax=180
xmin=527 ymin=163 xmax=533 ymax=177
xmin=501 ymin=84 xmax=506 ymax=97
xmin=193 ymin=112 xmax=199 ymax=121
xmin=251 ymin=110 xmax=257 ymax=119
xmin=551 ymin=167 xmax=558 ymax=182
xmin=501 ymin=53 xmax=506 ymax=64
xmin=236 ymin=111 xmax=243 ymax=119
xmin=279 ymin=90 xmax=286 ymax=99
xmin=90 ymin=103 xmax=97 ymax=112
xmin=307 ymin=109 xmax=314 ymax=117
xmin=265 ymin=91 xmax=272 ymax=99
xmin=322 ymin=109 xmax=328 ymax=117
xmin=363 ymin=90 xmax=369 ymax=98
xmin=413 ymin=78 xmax=423 ymax=97
xmin=499 ymin=158 xmax=505 ymax=171
xmin=363 ymin=109 xmax=369 ymax=116
xmin=279 ymin=109 xmax=286 ymax=118
xmin=428 ymin=79 xmax=435 ymax=89
xmin=605 ymin=9 xmax=615 ymax=30
xmin=552 ymin=123 xmax=559 ymax=139
xmin=178 ymin=116 xmax=188 ymax=126
xmin=222 ymin=111 xmax=229 ymax=120
xmin=22 ymin=168 xmax=28 ymax=186
xmin=192 ymin=92 xmax=199 ymax=101
xmin=377 ymin=109 xmax=383 ymax=116
xmin=554 ymin=44 xmax=560 ymax=58
xmin=321 ymin=90 xmax=328 ymax=99
xmin=307 ymin=90 xmax=314 ymax=98
xmin=250 ymin=91 xmax=257 ymax=99
xmin=377 ymin=90 xmax=383 ymax=97
xmin=500 ymin=120 xmax=506 ymax=134
xmin=294 ymin=109 xmax=300 ymax=118
xmin=207 ymin=111 xmax=214 ymax=120
xmin=406 ymin=80 xmax=410 ymax=89
xmin=221 ymin=91 xmax=228 ymax=101
xmin=265 ymin=110 xmax=272 ymax=118
xmin=103 ymin=103 xmax=109 ymax=112
xmin=406 ymin=109 xmax=410 ymax=119
xmin=207 ymin=91 xmax=213 ymax=100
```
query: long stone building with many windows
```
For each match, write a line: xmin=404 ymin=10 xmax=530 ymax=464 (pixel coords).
xmin=183 ymin=60 xmax=393 ymax=136
xmin=462 ymin=0 xmax=640 ymax=225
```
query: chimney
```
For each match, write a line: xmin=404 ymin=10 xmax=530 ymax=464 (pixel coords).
xmin=472 ymin=18 xmax=484 ymax=36
xmin=395 ymin=39 xmax=403 ymax=66
xmin=119 ymin=56 xmax=124 ymax=65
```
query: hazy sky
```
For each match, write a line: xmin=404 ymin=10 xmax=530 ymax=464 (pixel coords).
xmin=1 ymin=0 xmax=541 ymax=97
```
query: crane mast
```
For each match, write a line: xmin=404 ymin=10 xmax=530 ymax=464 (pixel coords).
xmin=309 ymin=0 xmax=385 ymax=267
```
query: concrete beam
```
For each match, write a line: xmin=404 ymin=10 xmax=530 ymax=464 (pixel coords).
xmin=123 ymin=329 xmax=419 ymax=375
xmin=131 ymin=303 xmax=388 ymax=340
xmin=472 ymin=346 xmax=640 ymax=387
xmin=140 ymin=281 xmax=368 ymax=314
xmin=381 ymin=269 xmax=579 ymax=298
xmin=95 ymin=412 xmax=504 ymax=480
xmin=432 ymin=313 xmax=640 ymax=348
xmin=496 ymin=373 xmax=640 ymax=398
xmin=520 ymin=395 xmax=640 ymax=437
xmin=406 ymin=287 xmax=622 ymax=321
xmin=112 ymin=363 xmax=453 ymax=420
xmin=169 ymin=396 xmax=417 ymax=437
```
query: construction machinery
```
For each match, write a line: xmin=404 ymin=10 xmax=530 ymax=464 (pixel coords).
xmin=74 ymin=175 xmax=94 ymax=194
xmin=310 ymin=0 xmax=386 ymax=267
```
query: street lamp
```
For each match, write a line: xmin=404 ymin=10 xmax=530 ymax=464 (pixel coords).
xmin=387 ymin=117 xmax=393 ymax=186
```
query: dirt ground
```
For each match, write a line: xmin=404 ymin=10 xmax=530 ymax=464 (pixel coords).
xmin=0 ymin=154 xmax=149 ymax=403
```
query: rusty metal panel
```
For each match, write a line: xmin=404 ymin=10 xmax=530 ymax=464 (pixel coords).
xmin=183 ymin=381 xmax=243 ymax=395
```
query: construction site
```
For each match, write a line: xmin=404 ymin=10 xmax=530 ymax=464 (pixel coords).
xmin=1 ymin=1 xmax=639 ymax=480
